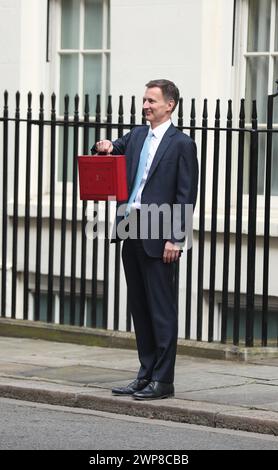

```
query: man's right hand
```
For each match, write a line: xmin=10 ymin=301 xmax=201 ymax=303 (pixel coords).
xmin=95 ymin=140 xmax=113 ymax=154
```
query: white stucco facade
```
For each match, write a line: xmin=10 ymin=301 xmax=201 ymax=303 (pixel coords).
xmin=0 ymin=0 xmax=236 ymax=111
xmin=0 ymin=0 xmax=277 ymax=342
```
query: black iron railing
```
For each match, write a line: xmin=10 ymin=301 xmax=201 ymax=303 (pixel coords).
xmin=1 ymin=88 xmax=278 ymax=346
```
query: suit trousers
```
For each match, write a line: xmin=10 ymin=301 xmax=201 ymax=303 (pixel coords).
xmin=122 ymin=236 xmax=178 ymax=384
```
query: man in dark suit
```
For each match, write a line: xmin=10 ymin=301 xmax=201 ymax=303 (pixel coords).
xmin=94 ymin=79 xmax=198 ymax=400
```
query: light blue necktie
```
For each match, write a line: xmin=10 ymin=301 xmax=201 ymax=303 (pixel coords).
xmin=125 ymin=131 xmax=153 ymax=215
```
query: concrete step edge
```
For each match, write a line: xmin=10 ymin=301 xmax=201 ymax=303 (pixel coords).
xmin=0 ymin=381 xmax=278 ymax=436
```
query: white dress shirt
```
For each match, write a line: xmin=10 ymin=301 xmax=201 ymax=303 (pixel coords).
xmin=132 ymin=119 xmax=172 ymax=210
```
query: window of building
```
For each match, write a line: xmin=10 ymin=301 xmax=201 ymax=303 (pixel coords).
xmin=52 ymin=0 xmax=110 ymax=181
xmin=226 ymin=306 xmax=278 ymax=343
xmin=241 ymin=0 xmax=278 ymax=195
xmin=59 ymin=0 xmax=110 ymax=115
xmin=39 ymin=293 xmax=103 ymax=327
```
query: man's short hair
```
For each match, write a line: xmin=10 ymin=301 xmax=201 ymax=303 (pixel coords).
xmin=145 ymin=79 xmax=180 ymax=111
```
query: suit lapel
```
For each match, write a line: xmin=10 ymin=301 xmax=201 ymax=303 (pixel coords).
xmin=145 ymin=124 xmax=177 ymax=185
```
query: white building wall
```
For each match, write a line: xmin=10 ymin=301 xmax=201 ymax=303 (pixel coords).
xmin=19 ymin=0 xmax=50 ymax=110
xmin=0 ymin=0 xmax=236 ymax=115
xmin=0 ymin=0 xmax=51 ymax=111
xmin=110 ymin=0 xmax=203 ymax=118
xmin=200 ymin=0 xmax=235 ymax=108
xmin=0 ymin=0 xmax=277 ymax=338
xmin=0 ymin=0 xmax=21 ymax=103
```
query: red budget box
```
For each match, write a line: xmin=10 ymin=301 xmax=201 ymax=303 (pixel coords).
xmin=77 ymin=155 xmax=128 ymax=201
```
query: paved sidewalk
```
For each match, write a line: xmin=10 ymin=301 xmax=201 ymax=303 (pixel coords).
xmin=0 ymin=336 xmax=278 ymax=437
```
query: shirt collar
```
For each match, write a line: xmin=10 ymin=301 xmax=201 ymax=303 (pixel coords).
xmin=150 ymin=119 xmax=172 ymax=139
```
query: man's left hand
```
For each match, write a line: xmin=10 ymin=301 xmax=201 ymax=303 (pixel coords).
xmin=163 ymin=241 xmax=182 ymax=264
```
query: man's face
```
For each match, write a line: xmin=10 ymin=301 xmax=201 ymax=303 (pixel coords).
xmin=143 ymin=87 xmax=174 ymax=128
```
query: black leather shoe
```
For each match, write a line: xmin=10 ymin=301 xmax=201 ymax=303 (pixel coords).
xmin=133 ymin=381 xmax=174 ymax=400
xmin=112 ymin=379 xmax=150 ymax=396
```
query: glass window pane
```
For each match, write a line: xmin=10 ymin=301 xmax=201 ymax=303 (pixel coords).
xmin=60 ymin=295 xmax=81 ymax=325
xmin=247 ymin=0 xmax=271 ymax=52
xmin=226 ymin=307 xmax=278 ymax=341
xmin=61 ymin=0 xmax=80 ymax=49
xmin=275 ymin=0 xmax=278 ymax=50
xmin=107 ymin=1 xmax=110 ymax=48
xmin=58 ymin=127 xmax=74 ymax=182
xmin=60 ymin=54 xmax=79 ymax=114
xmin=37 ymin=294 xmax=55 ymax=322
xmin=86 ymin=297 xmax=103 ymax=327
xmin=84 ymin=0 xmax=103 ymax=49
xmin=243 ymin=134 xmax=250 ymax=195
xmin=243 ymin=133 xmax=266 ymax=195
xmin=274 ymin=58 xmax=278 ymax=123
xmin=84 ymin=55 xmax=102 ymax=113
xmin=106 ymin=54 xmax=110 ymax=96
xmin=245 ymin=56 xmax=269 ymax=122
xmin=257 ymin=133 xmax=266 ymax=195
xmin=271 ymin=133 xmax=278 ymax=195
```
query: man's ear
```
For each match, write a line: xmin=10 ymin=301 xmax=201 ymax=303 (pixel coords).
xmin=168 ymin=99 xmax=175 ymax=112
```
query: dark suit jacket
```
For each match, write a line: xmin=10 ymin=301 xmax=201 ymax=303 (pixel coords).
xmin=92 ymin=124 xmax=198 ymax=258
